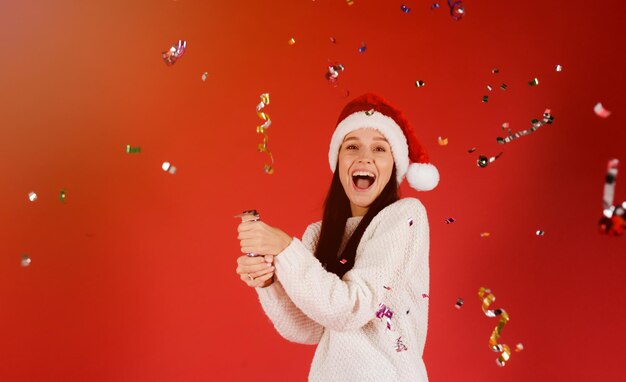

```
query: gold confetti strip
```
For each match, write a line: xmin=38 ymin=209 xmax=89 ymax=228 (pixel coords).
xmin=478 ymin=287 xmax=513 ymax=367
xmin=480 ymin=232 xmax=490 ymax=237
xmin=256 ymin=93 xmax=274 ymax=174
xmin=288 ymin=37 xmax=296 ymax=45
xmin=438 ymin=136 xmax=448 ymax=146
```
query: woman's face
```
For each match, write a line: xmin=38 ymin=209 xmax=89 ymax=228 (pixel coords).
xmin=338 ymin=128 xmax=394 ymax=217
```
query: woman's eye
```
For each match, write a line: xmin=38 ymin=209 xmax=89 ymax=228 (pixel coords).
xmin=346 ymin=144 xmax=358 ymax=150
xmin=374 ymin=146 xmax=387 ymax=152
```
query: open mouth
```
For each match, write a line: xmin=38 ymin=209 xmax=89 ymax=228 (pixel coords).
xmin=351 ymin=170 xmax=376 ymax=190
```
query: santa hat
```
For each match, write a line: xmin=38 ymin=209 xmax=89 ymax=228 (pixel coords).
xmin=329 ymin=93 xmax=439 ymax=191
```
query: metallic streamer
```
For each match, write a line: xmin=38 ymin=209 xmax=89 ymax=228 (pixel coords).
xmin=256 ymin=93 xmax=274 ymax=174
xmin=478 ymin=287 xmax=513 ymax=367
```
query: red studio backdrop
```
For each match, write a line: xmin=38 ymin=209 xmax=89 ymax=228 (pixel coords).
xmin=1 ymin=0 xmax=625 ymax=381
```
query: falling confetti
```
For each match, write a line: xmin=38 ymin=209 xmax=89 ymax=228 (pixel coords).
xmin=384 ymin=285 xmax=392 ymax=290
xmin=28 ymin=192 xmax=37 ymax=202
xmin=448 ymin=0 xmax=465 ymax=20
xmin=288 ymin=37 xmax=296 ymax=45
xmin=480 ymin=232 xmax=491 ymax=238
xmin=594 ymin=102 xmax=611 ymax=118
xmin=528 ymin=77 xmax=539 ymax=86
xmin=325 ymin=64 xmax=345 ymax=84
xmin=201 ymin=72 xmax=208 ymax=81
xmin=455 ymin=297 xmax=464 ymax=309
xmin=358 ymin=42 xmax=367 ymax=53
xmin=600 ymin=159 xmax=625 ymax=235
xmin=431 ymin=3 xmax=441 ymax=9
xmin=482 ymin=95 xmax=489 ymax=103
xmin=339 ymin=258 xmax=348 ymax=264
xmin=401 ymin=4 xmax=411 ymax=13
xmin=255 ymin=93 xmax=274 ymax=174
xmin=162 ymin=40 xmax=187 ymax=66
xmin=515 ymin=343 xmax=524 ymax=352
xmin=21 ymin=254 xmax=31 ymax=267
xmin=497 ymin=110 xmax=554 ymax=145
xmin=468 ymin=147 xmax=477 ymax=153
xmin=438 ymin=136 xmax=448 ymax=146
xmin=536 ymin=230 xmax=545 ymax=236
xmin=555 ymin=64 xmax=563 ymax=72
xmin=491 ymin=68 xmax=500 ymax=74
xmin=408 ymin=217 xmax=414 ymax=226
xmin=478 ymin=287 xmax=514 ymax=367
xmin=477 ymin=152 xmax=503 ymax=168
xmin=500 ymin=84 xmax=508 ymax=90
xmin=487 ymin=85 xmax=493 ymax=91
xmin=422 ymin=293 xmax=429 ymax=298
xmin=395 ymin=336 xmax=408 ymax=352
xmin=365 ymin=109 xmax=375 ymax=116
xmin=346 ymin=0 xmax=354 ymax=5
xmin=161 ymin=162 xmax=177 ymax=174
xmin=330 ymin=36 xmax=337 ymax=44
xmin=59 ymin=189 xmax=66 ymax=202
xmin=376 ymin=303 xmax=394 ymax=330
xmin=125 ymin=145 xmax=141 ymax=154
xmin=415 ymin=80 xmax=426 ymax=87
xmin=444 ymin=217 xmax=456 ymax=224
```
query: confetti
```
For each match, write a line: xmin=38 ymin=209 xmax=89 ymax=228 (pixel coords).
xmin=401 ymin=4 xmax=411 ymax=13
xmin=415 ymin=80 xmax=426 ymax=87
xmin=555 ymin=64 xmax=562 ymax=72
xmin=468 ymin=147 xmax=477 ymax=153
xmin=448 ymin=0 xmax=465 ymax=20
xmin=325 ymin=64 xmax=345 ymax=84
xmin=288 ymin=37 xmax=296 ymax=45
xmin=161 ymin=162 xmax=177 ymax=174
xmin=255 ymin=93 xmax=274 ymax=174
xmin=339 ymin=258 xmax=348 ymax=264
xmin=125 ymin=145 xmax=141 ymax=154
xmin=536 ymin=230 xmax=545 ymax=236
xmin=431 ymin=3 xmax=441 ymax=9
xmin=28 ymin=192 xmax=37 ymax=202
xmin=478 ymin=287 xmax=514 ymax=367
xmin=395 ymin=336 xmax=408 ymax=352
xmin=528 ymin=77 xmax=539 ymax=86
xmin=59 ymin=189 xmax=66 ymax=202
xmin=162 ymin=40 xmax=187 ymax=66
xmin=375 ymin=303 xmax=394 ymax=330
xmin=492 ymin=68 xmax=500 ymax=74
xmin=201 ymin=72 xmax=208 ymax=81
xmin=600 ymin=159 xmax=625 ymax=235
xmin=500 ymin=84 xmax=508 ymax=90
xmin=346 ymin=0 xmax=354 ymax=5
xmin=21 ymin=254 xmax=31 ymax=267
xmin=480 ymin=232 xmax=491 ymax=238
xmin=594 ymin=102 xmax=611 ymax=118
xmin=487 ymin=85 xmax=493 ymax=91
xmin=482 ymin=95 xmax=489 ymax=103
xmin=358 ymin=42 xmax=367 ymax=53
xmin=330 ymin=36 xmax=337 ymax=44
xmin=438 ymin=136 xmax=448 ymax=146
xmin=515 ymin=343 xmax=524 ymax=352
xmin=365 ymin=109 xmax=375 ymax=116
xmin=455 ymin=297 xmax=464 ymax=309
xmin=384 ymin=285 xmax=392 ymax=290
xmin=408 ymin=217 xmax=414 ymax=226
xmin=444 ymin=217 xmax=456 ymax=224
xmin=477 ymin=152 xmax=503 ymax=168
xmin=422 ymin=293 xmax=429 ymax=298
xmin=497 ymin=110 xmax=554 ymax=145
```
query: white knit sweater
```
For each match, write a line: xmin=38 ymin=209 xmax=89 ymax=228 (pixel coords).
xmin=256 ymin=198 xmax=430 ymax=381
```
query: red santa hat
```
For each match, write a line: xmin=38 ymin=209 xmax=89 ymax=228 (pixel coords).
xmin=329 ymin=93 xmax=439 ymax=191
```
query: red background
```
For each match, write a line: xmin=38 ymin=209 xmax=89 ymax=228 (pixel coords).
xmin=1 ymin=0 xmax=625 ymax=380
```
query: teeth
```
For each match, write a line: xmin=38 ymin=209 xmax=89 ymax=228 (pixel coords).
xmin=352 ymin=170 xmax=375 ymax=178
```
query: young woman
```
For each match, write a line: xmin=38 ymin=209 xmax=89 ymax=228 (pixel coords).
xmin=236 ymin=93 xmax=439 ymax=381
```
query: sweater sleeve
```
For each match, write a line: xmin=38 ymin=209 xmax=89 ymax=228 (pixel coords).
xmin=274 ymin=198 xmax=428 ymax=332
xmin=254 ymin=223 xmax=324 ymax=345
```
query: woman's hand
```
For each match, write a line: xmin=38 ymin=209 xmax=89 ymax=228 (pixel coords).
xmin=236 ymin=254 xmax=275 ymax=288
xmin=237 ymin=221 xmax=293 ymax=256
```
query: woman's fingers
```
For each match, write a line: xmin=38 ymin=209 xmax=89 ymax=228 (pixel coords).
xmin=246 ymin=271 xmax=275 ymax=288
xmin=236 ymin=255 xmax=273 ymax=275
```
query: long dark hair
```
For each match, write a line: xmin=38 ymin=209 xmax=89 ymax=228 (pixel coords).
xmin=314 ymin=166 xmax=399 ymax=278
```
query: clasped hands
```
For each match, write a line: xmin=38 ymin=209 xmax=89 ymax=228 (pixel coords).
xmin=235 ymin=220 xmax=292 ymax=288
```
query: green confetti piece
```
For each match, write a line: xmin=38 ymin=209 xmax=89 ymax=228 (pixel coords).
xmin=482 ymin=95 xmax=489 ymax=103
xmin=528 ymin=77 xmax=539 ymax=86
xmin=500 ymin=84 xmax=508 ymax=90
xmin=126 ymin=145 xmax=141 ymax=154
xmin=415 ymin=80 xmax=426 ymax=87
xmin=59 ymin=189 xmax=66 ymax=202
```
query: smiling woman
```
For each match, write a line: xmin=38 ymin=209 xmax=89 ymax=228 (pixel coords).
xmin=235 ymin=93 xmax=439 ymax=381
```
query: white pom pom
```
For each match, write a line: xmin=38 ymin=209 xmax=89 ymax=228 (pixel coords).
xmin=406 ymin=163 xmax=439 ymax=191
